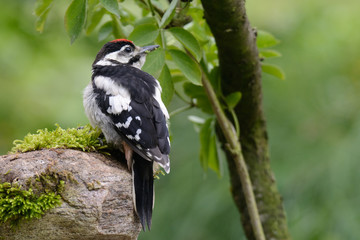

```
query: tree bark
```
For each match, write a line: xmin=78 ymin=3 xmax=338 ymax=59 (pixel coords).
xmin=201 ymin=1 xmax=291 ymax=239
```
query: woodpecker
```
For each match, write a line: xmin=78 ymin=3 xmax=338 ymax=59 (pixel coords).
xmin=83 ymin=39 xmax=170 ymax=231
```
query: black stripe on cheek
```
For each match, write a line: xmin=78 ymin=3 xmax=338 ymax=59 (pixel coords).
xmin=128 ymin=55 xmax=141 ymax=65
xmin=109 ymin=59 xmax=121 ymax=65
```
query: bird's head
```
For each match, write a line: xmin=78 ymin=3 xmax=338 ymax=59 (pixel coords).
xmin=93 ymin=39 xmax=159 ymax=69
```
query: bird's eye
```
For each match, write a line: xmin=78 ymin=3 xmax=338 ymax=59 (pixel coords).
xmin=124 ymin=47 xmax=132 ymax=53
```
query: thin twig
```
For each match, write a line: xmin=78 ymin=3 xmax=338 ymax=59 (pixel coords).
xmin=139 ymin=0 xmax=164 ymax=17
xmin=229 ymin=108 xmax=240 ymax=137
xmin=201 ymin=70 xmax=266 ymax=240
xmin=146 ymin=0 xmax=156 ymax=16
xmin=169 ymin=105 xmax=193 ymax=117
xmin=190 ymin=46 xmax=264 ymax=239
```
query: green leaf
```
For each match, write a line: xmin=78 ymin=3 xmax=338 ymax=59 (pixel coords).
xmin=90 ymin=0 xmax=100 ymax=6
xmin=159 ymin=0 xmax=179 ymax=28
xmin=225 ymin=92 xmax=242 ymax=109
xmin=183 ymin=82 xmax=205 ymax=98
xmin=183 ymin=82 xmax=212 ymax=114
xmin=158 ymin=64 xmax=174 ymax=106
xmin=207 ymin=131 xmax=220 ymax=175
xmin=167 ymin=27 xmax=202 ymax=62
xmin=134 ymin=0 xmax=148 ymax=9
xmin=168 ymin=49 xmax=202 ymax=86
xmin=199 ymin=118 xmax=211 ymax=170
xmin=64 ymin=0 xmax=87 ymax=44
xmin=34 ymin=0 xmax=54 ymax=32
xmin=257 ymin=30 xmax=280 ymax=48
xmin=87 ymin=0 xmax=99 ymax=16
xmin=128 ymin=24 xmax=159 ymax=46
xmin=262 ymin=63 xmax=286 ymax=80
xmin=199 ymin=118 xmax=220 ymax=175
xmin=86 ymin=8 xmax=106 ymax=35
xmin=134 ymin=17 xmax=157 ymax=27
xmin=98 ymin=21 xmax=113 ymax=42
xmin=259 ymin=49 xmax=282 ymax=58
xmin=34 ymin=0 xmax=53 ymax=16
xmin=142 ymin=49 xmax=165 ymax=79
xmin=209 ymin=66 xmax=221 ymax=94
xmin=171 ymin=74 xmax=187 ymax=83
xmin=188 ymin=115 xmax=204 ymax=133
xmin=188 ymin=115 xmax=205 ymax=125
xmin=186 ymin=8 xmax=208 ymax=44
xmin=100 ymin=0 xmax=120 ymax=17
xmin=111 ymin=17 xmax=132 ymax=39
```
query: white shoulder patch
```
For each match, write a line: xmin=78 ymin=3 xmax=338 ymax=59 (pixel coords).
xmin=108 ymin=95 xmax=131 ymax=114
xmin=94 ymin=76 xmax=130 ymax=97
xmin=94 ymin=76 xmax=131 ymax=114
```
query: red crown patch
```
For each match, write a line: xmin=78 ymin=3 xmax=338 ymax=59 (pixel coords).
xmin=110 ymin=39 xmax=134 ymax=44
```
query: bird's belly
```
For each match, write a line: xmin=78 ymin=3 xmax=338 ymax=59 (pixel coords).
xmin=83 ymin=84 xmax=123 ymax=148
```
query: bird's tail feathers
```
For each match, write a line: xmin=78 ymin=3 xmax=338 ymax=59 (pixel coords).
xmin=154 ymin=155 xmax=170 ymax=174
xmin=132 ymin=153 xmax=154 ymax=231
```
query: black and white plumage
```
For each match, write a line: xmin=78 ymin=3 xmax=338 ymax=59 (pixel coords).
xmin=83 ymin=39 xmax=170 ymax=230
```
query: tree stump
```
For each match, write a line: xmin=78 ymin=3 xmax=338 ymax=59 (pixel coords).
xmin=0 ymin=149 xmax=141 ymax=240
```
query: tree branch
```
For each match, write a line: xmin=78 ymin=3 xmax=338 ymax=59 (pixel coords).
xmin=201 ymin=72 xmax=265 ymax=240
xmin=200 ymin=0 xmax=291 ymax=239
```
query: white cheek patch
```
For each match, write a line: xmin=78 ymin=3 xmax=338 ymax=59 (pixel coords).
xmin=96 ymin=50 xmax=131 ymax=65
xmin=113 ymin=55 xmax=131 ymax=64
xmin=95 ymin=51 xmax=122 ymax=66
xmin=95 ymin=59 xmax=117 ymax=66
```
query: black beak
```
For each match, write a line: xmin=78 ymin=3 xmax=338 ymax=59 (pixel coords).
xmin=140 ymin=45 xmax=159 ymax=54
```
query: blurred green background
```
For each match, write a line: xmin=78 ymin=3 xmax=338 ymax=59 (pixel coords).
xmin=1 ymin=0 xmax=360 ymax=239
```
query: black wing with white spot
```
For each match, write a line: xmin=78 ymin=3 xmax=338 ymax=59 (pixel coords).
xmin=92 ymin=65 xmax=170 ymax=172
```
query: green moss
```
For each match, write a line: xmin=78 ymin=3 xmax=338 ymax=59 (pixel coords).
xmin=0 ymin=182 xmax=62 ymax=227
xmin=10 ymin=124 xmax=108 ymax=154
xmin=0 ymin=167 xmax=77 ymax=227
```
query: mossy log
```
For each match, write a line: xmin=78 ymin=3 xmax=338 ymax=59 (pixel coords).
xmin=0 ymin=149 xmax=141 ymax=240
